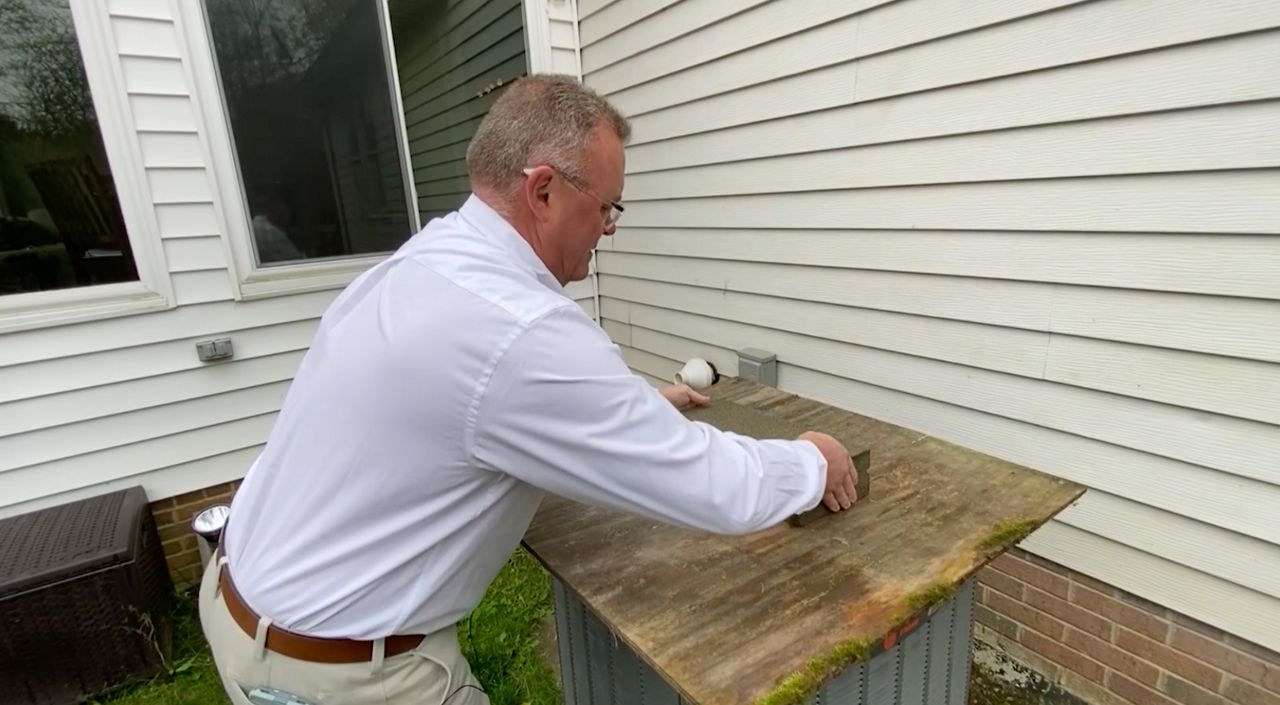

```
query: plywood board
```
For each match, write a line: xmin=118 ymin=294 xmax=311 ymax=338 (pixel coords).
xmin=523 ymin=378 xmax=1084 ymax=705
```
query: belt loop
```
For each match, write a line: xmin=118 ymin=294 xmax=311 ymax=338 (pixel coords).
xmin=215 ymin=554 xmax=229 ymax=598
xmin=253 ymin=615 xmax=272 ymax=661
xmin=371 ymin=638 xmax=386 ymax=675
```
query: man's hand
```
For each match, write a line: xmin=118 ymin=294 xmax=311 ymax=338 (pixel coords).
xmin=798 ymin=431 xmax=859 ymax=512
xmin=660 ymin=383 xmax=711 ymax=411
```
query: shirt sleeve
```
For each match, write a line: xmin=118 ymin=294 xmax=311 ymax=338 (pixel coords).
xmin=469 ymin=305 xmax=827 ymax=535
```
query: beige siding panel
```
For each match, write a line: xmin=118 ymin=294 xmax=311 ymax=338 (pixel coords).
xmin=614 ymin=0 xmax=1280 ymax=117
xmin=119 ymin=55 xmax=187 ymax=95
xmin=1046 ymin=336 xmax=1280 ymax=425
xmin=147 ymin=167 xmax=214 ymax=204
xmin=129 ymin=94 xmax=198 ymax=132
xmin=112 ymin=15 xmax=181 ymax=58
xmin=578 ymin=0 xmax=681 ymax=44
xmin=601 ymin=319 xmax=631 ymax=346
xmin=576 ymin=0 xmax=611 ymax=20
xmin=0 ymin=415 xmax=276 ymax=508
xmin=617 ymin=344 xmax=682 ymax=384
xmin=604 ymin=276 xmax=1050 ymax=376
xmin=604 ymin=0 xmax=1071 ymax=115
xmin=856 ymin=0 xmax=1280 ymax=108
xmin=599 ymin=253 xmax=1055 ymax=330
xmin=1056 ymin=491 xmax=1280 ymax=601
xmin=605 ymin=232 xmax=1280 ymax=301
xmin=108 ymin=0 xmax=173 ymax=20
xmin=623 ymin=103 xmax=1280 ymax=199
xmin=155 ymin=203 xmax=222 ymax=238
xmin=625 ymin=326 xmax=741 ymax=377
xmin=582 ymin=0 xmax=772 ymax=76
xmin=1 ymin=319 xmax=319 ymax=399
xmin=0 ymin=292 xmax=333 ymax=366
xmin=623 ymin=173 xmax=1279 ymax=234
xmin=621 ymin=307 xmax=1280 ymax=541
xmin=172 ymin=270 xmax=235 ymax=305
xmin=0 ymin=382 xmax=289 ymax=473
xmin=0 ymin=352 xmax=305 ymax=438
xmin=162 ymin=236 xmax=227 ymax=272
xmin=1021 ymin=522 xmax=1280 ymax=654
xmin=0 ymin=446 xmax=262 ymax=521
xmin=564 ymin=278 xmax=593 ymax=302
xmin=600 ymin=255 xmax=1280 ymax=362
xmin=1046 ymin=288 xmax=1280 ymax=363
xmin=138 ymin=132 xmax=204 ymax=168
xmin=625 ymin=31 xmax=1280 ymax=146
xmin=576 ymin=298 xmax=596 ymax=320
xmin=617 ymin=301 xmax=1280 ymax=486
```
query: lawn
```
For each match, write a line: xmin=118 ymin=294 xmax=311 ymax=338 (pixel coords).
xmin=93 ymin=548 xmax=561 ymax=705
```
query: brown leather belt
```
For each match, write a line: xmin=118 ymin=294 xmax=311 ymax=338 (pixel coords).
xmin=218 ymin=562 xmax=425 ymax=663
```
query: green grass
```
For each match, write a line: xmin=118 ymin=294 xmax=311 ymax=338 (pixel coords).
xmin=94 ymin=549 xmax=561 ymax=705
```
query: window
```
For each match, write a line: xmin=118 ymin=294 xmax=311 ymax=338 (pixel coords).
xmin=0 ymin=0 xmax=139 ymax=297
xmin=201 ymin=0 xmax=416 ymax=268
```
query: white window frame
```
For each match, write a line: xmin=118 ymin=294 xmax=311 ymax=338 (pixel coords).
xmin=0 ymin=1 xmax=176 ymax=334
xmin=172 ymin=0 xmax=422 ymax=301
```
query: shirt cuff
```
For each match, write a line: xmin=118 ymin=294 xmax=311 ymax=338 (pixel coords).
xmin=789 ymin=439 xmax=828 ymax=513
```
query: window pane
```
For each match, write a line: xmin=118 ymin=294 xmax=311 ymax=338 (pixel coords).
xmin=0 ymin=0 xmax=139 ymax=297
xmin=204 ymin=0 xmax=414 ymax=265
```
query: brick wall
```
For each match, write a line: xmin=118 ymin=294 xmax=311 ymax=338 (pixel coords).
xmin=977 ymin=548 xmax=1280 ymax=705
xmin=148 ymin=479 xmax=240 ymax=588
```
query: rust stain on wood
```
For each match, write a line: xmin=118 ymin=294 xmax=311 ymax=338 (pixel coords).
xmin=522 ymin=378 xmax=1084 ymax=705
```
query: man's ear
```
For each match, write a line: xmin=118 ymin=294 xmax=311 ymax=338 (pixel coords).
xmin=523 ymin=167 xmax=555 ymax=222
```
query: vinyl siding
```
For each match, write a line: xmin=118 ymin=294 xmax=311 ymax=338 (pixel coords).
xmin=0 ymin=0 xmax=580 ymax=516
xmin=392 ymin=0 xmax=591 ymax=308
xmin=581 ymin=0 xmax=1280 ymax=651
xmin=0 ymin=0 xmax=314 ymax=517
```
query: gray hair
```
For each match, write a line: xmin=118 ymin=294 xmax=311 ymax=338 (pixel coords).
xmin=466 ymin=74 xmax=630 ymax=196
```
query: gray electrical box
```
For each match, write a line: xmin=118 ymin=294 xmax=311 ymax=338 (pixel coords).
xmin=737 ymin=347 xmax=778 ymax=387
xmin=196 ymin=338 xmax=234 ymax=362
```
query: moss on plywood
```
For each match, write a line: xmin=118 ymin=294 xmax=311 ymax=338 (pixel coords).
xmin=980 ymin=518 xmax=1038 ymax=552
xmin=904 ymin=583 xmax=956 ymax=614
xmin=754 ymin=636 xmax=875 ymax=705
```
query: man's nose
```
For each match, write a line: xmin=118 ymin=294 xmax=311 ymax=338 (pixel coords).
xmin=603 ymin=222 xmax=617 ymax=237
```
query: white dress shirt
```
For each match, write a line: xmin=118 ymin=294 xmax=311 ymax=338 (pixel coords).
xmin=222 ymin=195 xmax=827 ymax=640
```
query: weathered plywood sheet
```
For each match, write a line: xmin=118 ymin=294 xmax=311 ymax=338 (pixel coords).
xmin=523 ymin=378 xmax=1084 ymax=705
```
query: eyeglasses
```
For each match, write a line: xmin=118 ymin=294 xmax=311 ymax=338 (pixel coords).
xmin=522 ymin=165 xmax=625 ymax=227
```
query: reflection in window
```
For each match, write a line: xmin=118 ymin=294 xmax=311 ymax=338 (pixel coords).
xmin=203 ymin=0 xmax=414 ymax=266
xmin=0 ymin=0 xmax=139 ymax=297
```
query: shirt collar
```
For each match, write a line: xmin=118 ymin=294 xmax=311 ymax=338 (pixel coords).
xmin=457 ymin=194 xmax=566 ymax=296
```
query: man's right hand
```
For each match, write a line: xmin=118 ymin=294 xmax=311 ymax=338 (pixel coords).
xmin=798 ymin=431 xmax=859 ymax=512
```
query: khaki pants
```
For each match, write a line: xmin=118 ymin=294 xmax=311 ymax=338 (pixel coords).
xmin=198 ymin=557 xmax=489 ymax=705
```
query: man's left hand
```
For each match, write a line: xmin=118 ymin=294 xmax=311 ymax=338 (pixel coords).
xmin=661 ymin=384 xmax=711 ymax=411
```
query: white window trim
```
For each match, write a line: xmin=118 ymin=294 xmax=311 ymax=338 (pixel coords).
xmin=0 ymin=1 xmax=176 ymax=334
xmin=171 ymin=0 xmax=421 ymax=301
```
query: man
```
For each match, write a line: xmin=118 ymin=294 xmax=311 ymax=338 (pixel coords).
xmin=200 ymin=74 xmax=859 ymax=705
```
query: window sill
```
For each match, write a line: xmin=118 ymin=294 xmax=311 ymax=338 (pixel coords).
xmin=236 ymin=254 xmax=388 ymax=300
xmin=0 ymin=282 xmax=174 ymax=334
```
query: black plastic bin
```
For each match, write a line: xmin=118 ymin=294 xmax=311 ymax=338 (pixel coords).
xmin=0 ymin=486 xmax=173 ymax=705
